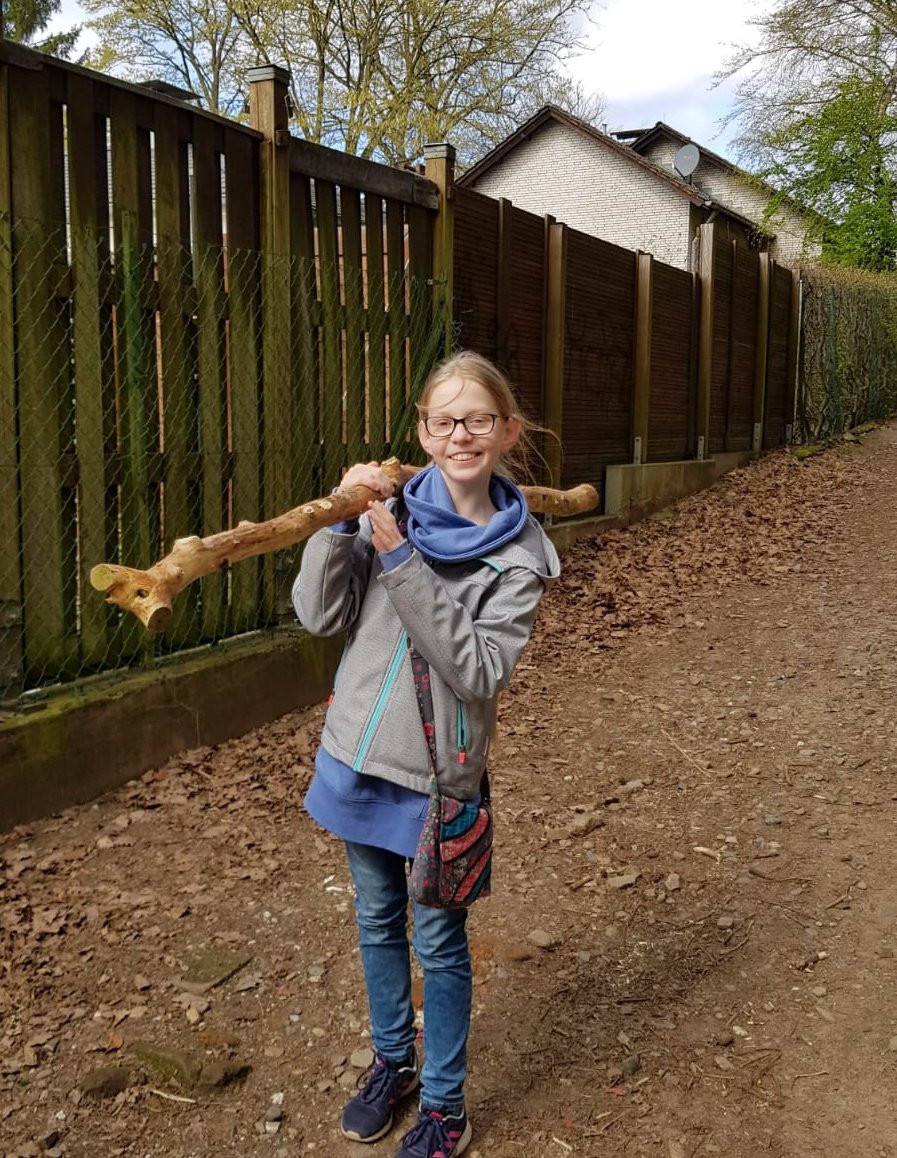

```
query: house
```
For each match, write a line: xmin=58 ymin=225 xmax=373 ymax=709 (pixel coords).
xmin=616 ymin=120 xmax=819 ymax=266
xmin=458 ymin=105 xmax=819 ymax=272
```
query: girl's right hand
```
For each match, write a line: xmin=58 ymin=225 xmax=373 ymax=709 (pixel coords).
xmin=337 ymin=462 xmax=396 ymax=499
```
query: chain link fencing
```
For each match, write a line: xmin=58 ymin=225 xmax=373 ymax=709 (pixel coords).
xmin=0 ymin=215 xmax=448 ymax=709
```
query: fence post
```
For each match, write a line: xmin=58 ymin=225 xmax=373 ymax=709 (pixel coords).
xmin=496 ymin=197 xmax=513 ymax=371
xmin=633 ymin=251 xmax=653 ymax=464
xmin=753 ymin=251 xmax=770 ymax=450
xmin=0 ymin=46 xmax=23 ymax=699
xmin=722 ymin=240 xmax=737 ymax=451
xmin=9 ymin=64 xmax=70 ymax=681
xmin=785 ymin=267 xmax=801 ymax=445
xmin=247 ymin=65 xmax=294 ymax=623
xmin=423 ymin=142 xmax=455 ymax=359
xmin=543 ymin=218 xmax=566 ymax=488
xmin=696 ymin=222 xmax=715 ymax=460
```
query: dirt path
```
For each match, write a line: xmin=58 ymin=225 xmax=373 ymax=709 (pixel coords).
xmin=3 ymin=426 xmax=897 ymax=1158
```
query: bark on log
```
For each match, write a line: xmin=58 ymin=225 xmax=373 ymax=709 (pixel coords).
xmin=90 ymin=459 xmax=599 ymax=633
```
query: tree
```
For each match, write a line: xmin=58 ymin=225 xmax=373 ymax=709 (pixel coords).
xmin=83 ymin=0 xmax=601 ymax=164
xmin=81 ymin=0 xmax=249 ymax=118
xmin=3 ymin=0 xmax=81 ymax=56
xmin=719 ymin=0 xmax=897 ymax=270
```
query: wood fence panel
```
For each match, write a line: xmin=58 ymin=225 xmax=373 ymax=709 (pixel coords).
xmin=224 ymin=127 xmax=262 ymax=634
xmin=287 ymin=136 xmax=438 ymax=209
xmin=4 ymin=48 xmax=448 ymax=698
xmin=0 ymin=55 xmax=21 ymax=695
xmin=727 ymin=245 xmax=759 ymax=451
xmin=66 ymin=73 xmax=114 ymax=669
xmin=452 ymin=188 xmax=499 ymax=363
xmin=496 ymin=200 xmax=512 ymax=371
xmin=504 ymin=204 xmax=546 ymax=432
xmin=288 ymin=171 xmax=318 ymax=503
xmin=316 ymin=180 xmax=343 ymax=487
xmin=109 ymin=88 xmax=158 ymax=663
xmin=153 ymin=103 xmax=202 ymax=647
xmin=563 ymin=231 xmax=635 ymax=489
xmin=341 ymin=187 xmax=366 ymax=464
xmin=649 ymin=261 xmax=693 ymax=461
xmin=385 ymin=199 xmax=407 ymax=446
xmin=365 ymin=195 xmax=388 ymax=457
xmin=192 ymin=118 xmax=227 ymax=639
xmin=764 ymin=263 xmax=793 ymax=448
xmin=10 ymin=65 xmax=70 ymax=681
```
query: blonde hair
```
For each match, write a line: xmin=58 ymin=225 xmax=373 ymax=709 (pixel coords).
xmin=417 ymin=351 xmax=550 ymax=482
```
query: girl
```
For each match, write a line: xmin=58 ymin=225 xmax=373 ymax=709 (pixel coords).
xmin=293 ymin=351 xmax=560 ymax=1158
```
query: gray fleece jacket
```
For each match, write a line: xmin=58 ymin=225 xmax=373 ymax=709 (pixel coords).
xmin=292 ymin=501 xmax=560 ymax=799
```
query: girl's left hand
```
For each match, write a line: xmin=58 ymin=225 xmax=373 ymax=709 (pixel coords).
xmin=367 ymin=501 xmax=404 ymax=553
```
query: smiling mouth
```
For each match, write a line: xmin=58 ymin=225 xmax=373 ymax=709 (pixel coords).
xmin=449 ymin=453 xmax=480 ymax=461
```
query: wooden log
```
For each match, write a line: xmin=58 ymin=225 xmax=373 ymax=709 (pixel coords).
xmin=90 ymin=459 xmax=599 ymax=633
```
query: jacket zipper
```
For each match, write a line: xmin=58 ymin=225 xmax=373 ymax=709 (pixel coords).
xmin=352 ymin=629 xmax=408 ymax=770
xmin=327 ymin=655 xmax=344 ymax=705
xmin=456 ymin=699 xmax=468 ymax=764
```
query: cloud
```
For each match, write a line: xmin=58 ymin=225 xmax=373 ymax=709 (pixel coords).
xmin=565 ymin=0 xmax=768 ymax=157
xmin=604 ymin=77 xmax=743 ymax=153
xmin=569 ymin=0 xmax=763 ymax=95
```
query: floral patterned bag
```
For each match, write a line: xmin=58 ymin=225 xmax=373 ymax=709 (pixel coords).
xmin=407 ymin=644 xmax=493 ymax=908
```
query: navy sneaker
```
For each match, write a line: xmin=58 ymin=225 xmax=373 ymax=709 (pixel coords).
xmin=340 ymin=1050 xmax=420 ymax=1143
xmin=393 ymin=1107 xmax=472 ymax=1158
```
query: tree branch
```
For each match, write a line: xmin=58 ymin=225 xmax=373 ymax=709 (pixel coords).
xmin=90 ymin=459 xmax=599 ymax=633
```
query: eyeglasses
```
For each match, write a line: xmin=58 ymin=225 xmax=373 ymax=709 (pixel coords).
xmin=422 ymin=413 xmax=503 ymax=438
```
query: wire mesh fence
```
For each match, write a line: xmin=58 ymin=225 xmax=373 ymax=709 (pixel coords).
xmin=0 ymin=215 xmax=448 ymax=708
xmin=797 ymin=267 xmax=897 ymax=442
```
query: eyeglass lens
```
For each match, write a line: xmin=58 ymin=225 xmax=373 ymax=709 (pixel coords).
xmin=425 ymin=414 xmax=497 ymax=437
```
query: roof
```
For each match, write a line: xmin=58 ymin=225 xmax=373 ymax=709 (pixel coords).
xmin=457 ymin=105 xmax=769 ymax=236
xmin=621 ymin=122 xmax=746 ymax=178
xmin=620 ymin=121 xmax=821 ymax=224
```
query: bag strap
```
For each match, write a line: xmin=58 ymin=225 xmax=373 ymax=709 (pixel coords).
xmin=408 ymin=639 xmax=439 ymax=791
xmin=407 ymin=638 xmax=490 ymax=803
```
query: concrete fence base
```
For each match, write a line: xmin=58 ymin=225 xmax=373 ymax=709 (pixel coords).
xmin=605 ymin=453 xmax=759 ymax=523
xmin=0 ymin=630 xmax=342 ymax=831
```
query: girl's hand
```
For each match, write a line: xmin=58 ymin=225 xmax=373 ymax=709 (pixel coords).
xmin=367 ymin=501 xmax=404 ymax=553
xmin=337 ymin=461 xmax=395 ymax=499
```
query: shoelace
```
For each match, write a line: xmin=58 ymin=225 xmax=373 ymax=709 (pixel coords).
xmin=356 ymin=1058 xmax=406 ymax=1104
xmin=403 ymin=1110 xmax=462 ymax=1153
xmin=356 ymin=1060 xmax=395 ymax=1097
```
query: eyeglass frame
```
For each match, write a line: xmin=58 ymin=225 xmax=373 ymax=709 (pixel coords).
xmin=421 ymin=412 xmax=506 ymax=438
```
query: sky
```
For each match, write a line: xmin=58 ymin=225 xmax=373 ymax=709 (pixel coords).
xmin=566 ymin=0 xmax=768 ymax=159
xmin=53 ymin=0 xmax=767 ymax=161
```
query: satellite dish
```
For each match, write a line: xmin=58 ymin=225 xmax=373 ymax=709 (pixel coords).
xmin=673 ymin=143 xmax=701 ymax=179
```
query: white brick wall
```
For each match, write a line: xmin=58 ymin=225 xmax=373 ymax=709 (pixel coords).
xmin=692 ymin=166 xmax=819 ymax=264
xmin=638 ymin=140 xmax=820 ymax=265
xmin=468 ymin=122 xmax=694 ymax=270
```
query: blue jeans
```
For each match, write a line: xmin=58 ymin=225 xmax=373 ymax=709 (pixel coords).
xmin=344 ymin=840 xmax=472 ymax=1112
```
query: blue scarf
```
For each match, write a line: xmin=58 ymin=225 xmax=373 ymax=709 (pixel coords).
xmin=402 ymin=465 xmax=528 ymax=563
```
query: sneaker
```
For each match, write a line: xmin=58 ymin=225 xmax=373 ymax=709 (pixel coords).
xmin=393 ymin=1107 xmax=472 ymax=1158
xmin=340 ymin=1050 xmax=420 ymax=1143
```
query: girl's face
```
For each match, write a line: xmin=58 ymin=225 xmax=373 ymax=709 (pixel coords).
xmin=418 ymin=376 xmax=521 ymax=490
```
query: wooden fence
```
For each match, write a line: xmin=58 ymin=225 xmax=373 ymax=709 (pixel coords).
xmin=0 ymin=46 xmax=444 ymax=699
xmin=452 ymin=186 xmax=799 ymax=491
xmin=1 ymin=44 xmax=799 ymax=702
